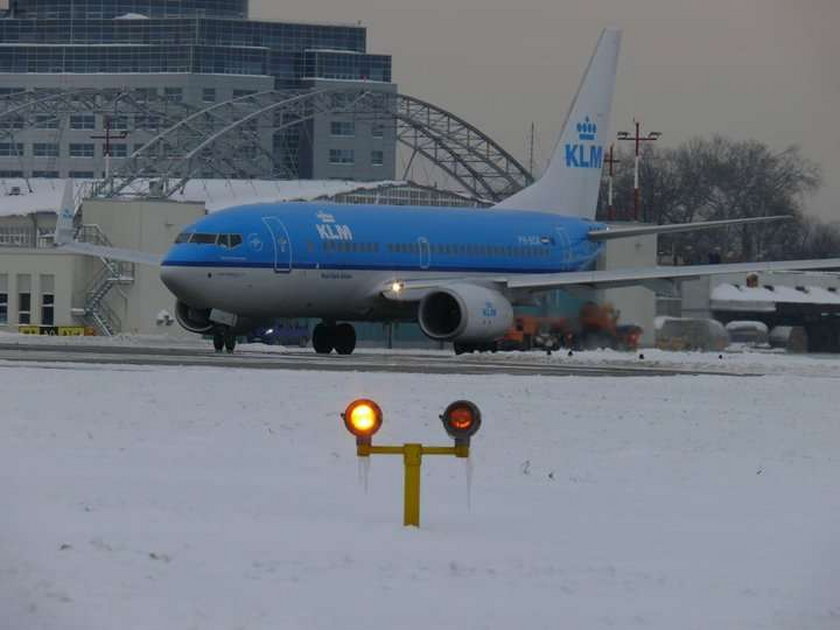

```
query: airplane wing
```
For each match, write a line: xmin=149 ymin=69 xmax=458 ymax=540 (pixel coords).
xmin=57 ymin=240 xmax=163 ymax=266
xmin=382 ymin=258 xmax=840 ymax=300
xmin=587 ymin=216 xmax=791 ymax=241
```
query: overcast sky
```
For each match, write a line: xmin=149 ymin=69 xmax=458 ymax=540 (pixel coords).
xmin=251 ymin=0 xmax=837 ymax=222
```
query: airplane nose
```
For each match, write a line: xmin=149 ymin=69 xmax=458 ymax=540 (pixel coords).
xmin=160 ymin=264 xmax=206 ymax=306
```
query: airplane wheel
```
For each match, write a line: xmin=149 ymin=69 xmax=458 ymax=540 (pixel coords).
xmin=212 ymin=331 xmax=224 ymax=352
xmin=334 ymin=323 xmax=356 ymax=355
xmin=312 ymin=323 xmax=334 ymax=354
xmin=224 ymin=330 xmax=237 ymax=354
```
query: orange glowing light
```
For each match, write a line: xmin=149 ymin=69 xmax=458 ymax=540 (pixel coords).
xmin=448 ymin=407 xmax=475 ymax=431
xmin=441 ymin=400 xmax=482 ymax=440
xmin=343 ymin=399 xmax=383 ymax=438
xmin=350 ymin=404 xmax=376 ymax=432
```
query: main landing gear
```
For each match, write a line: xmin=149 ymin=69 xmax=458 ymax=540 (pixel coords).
xmin=312 ymin=322 xmax=357 ymax=355
xmin=212 ymin=326 xmax=237 ymax=354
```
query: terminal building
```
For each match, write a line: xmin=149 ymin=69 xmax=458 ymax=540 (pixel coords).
xmin=0 ymin=0 xmax=396 ymax=181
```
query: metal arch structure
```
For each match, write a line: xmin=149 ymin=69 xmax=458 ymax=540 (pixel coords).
xmin=0 ymin=88 xmax=200 ymax=189
xmin=95 ymin=87 xmax=534 ymax=202
xmin=0 ymin=88 xmax=198 ymax=132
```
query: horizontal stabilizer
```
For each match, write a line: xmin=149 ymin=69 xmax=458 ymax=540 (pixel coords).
xmin=588 ymin=216 xmax=792 ymax=241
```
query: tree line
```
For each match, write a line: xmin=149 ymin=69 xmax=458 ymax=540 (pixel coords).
xmin=595 ymin=136 xmax=840 ymax=264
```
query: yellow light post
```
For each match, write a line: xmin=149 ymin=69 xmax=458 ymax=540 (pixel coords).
xmin=341 ymin=398 xmax=482 ymax=527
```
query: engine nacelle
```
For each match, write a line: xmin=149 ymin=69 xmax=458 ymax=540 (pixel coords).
xmin=417 ymin=284 xmax=514 ymax=343
xmin=174 ymin=300 xmax=214 ymax=334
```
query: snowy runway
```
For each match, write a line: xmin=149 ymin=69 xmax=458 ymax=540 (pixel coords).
xmin=2 ymin=361 xmax=838 ymax=629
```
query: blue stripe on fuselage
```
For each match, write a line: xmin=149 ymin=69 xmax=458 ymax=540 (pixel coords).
xmin=161 ymin=201 xmax=605 ymax=273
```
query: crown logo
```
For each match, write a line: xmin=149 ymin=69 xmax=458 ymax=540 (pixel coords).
xmin=576 ymin=116 xmax=597 ymax=141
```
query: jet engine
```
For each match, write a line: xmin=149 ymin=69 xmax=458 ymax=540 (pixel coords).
xmin=174 ymin=300 xmax=214 ymax=334
xmin=417 ymin=284 xmax=514 ymax=342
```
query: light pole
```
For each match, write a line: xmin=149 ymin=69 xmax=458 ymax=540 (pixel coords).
xmin=603 ymin=143 xmax=620 ymax=221
xmin=617 ymin=120 xmax=661 ymax=222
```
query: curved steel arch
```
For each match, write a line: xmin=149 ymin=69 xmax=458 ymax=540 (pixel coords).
xmin=98 ymin=87 xmax=533 ymax=201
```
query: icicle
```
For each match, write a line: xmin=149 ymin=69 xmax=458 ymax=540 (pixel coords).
xmin=464 ymin=456 xmax=473 ymax=511
xmin=358 ymin=457 xmax=371 ymax=494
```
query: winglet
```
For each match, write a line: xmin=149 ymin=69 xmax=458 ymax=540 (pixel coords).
xmin=494 ymin=28 xmax=621 ymax=218
xmin=53 ymin=179 xmax=76 ymax=245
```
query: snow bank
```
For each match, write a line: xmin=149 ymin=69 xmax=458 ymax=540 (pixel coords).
xmin=1 ymin=364 xmax=838 ymax=629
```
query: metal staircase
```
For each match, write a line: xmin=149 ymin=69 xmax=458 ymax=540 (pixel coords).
xmin=71 ymin=224 xmax=134 ymax=335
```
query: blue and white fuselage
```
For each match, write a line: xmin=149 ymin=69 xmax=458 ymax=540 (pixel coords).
xmin=160 ymin=202 xmax=604 ymax=321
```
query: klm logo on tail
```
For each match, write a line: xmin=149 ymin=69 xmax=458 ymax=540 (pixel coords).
xmin=565 ymin=116 xmax=604 ymax=169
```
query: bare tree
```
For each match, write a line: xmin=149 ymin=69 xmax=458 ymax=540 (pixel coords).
xmin=598 ymin=136 xmax=832 ymax=262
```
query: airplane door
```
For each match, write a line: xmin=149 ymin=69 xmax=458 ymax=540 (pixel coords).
xmin=555 ymin=227 xmax=572 ymax=267
xmin=418 ymin=237 xmax=431 ymax=270
xmin=262 ymin=216 xmax=292 ymax=273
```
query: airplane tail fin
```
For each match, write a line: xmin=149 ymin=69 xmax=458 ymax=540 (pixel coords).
xmin=494 ymin=28 xmax=621 ymax=219
xmin=54 ymin=179 xmax=76 ymax=245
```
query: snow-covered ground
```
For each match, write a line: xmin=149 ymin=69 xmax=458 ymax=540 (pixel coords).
xmin=2 ymin=360 xmax=838 ymax=629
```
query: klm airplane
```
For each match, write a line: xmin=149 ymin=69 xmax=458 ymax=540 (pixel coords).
xmin=58 ymin=29 xmax=840 ymax=354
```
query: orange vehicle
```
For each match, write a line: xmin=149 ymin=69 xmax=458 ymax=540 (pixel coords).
xmin=499 ymin=303 xmax=642 ymax=352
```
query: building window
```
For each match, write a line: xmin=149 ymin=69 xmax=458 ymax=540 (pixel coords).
xmin=70 ymin=114 xmax=96 ymax=130
xmin=372 ymin=123 xmax=385 ymax=138
xmin=68 ymin=171 xmax=94 ymax=178
xmin=34 ymin=115 xmax=59 ymax=129
xmin=0 ymin=170 xmax=23 ymax=178
xmin=40 ymin=275 xmax=54 ymax=326
xmin=109 ymin=144 xmax=128 ymax=158
xmin=69 ymin=143 xmax=95 ymax=158
xmin=33 ymin=143 xmax=59 ymax=158
xmin=164 ymin=87 xmax=183 ymax=103
xmin=109 ymin=115 xmax=129 ymax=130
xmin=330 ymin=121 xmax=355 ymax=137
xmin=202 ymin=88 xmax=216 ymax=103
xmin=32 ymin=170 xmax=59 ymax=178
xmin=329 ymin=149 xmax=354 ymax=165
xmin=0 ymin=274 xmax=7 ymax=325
xmin=371 ymin=150 xmax=384 ymax=166
xmin=0 ymin=143 xmax=24 ymax=157
xmin=17 ymin=274 xmax=31 ymax=325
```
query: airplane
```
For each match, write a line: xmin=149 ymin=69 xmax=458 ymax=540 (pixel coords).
xmin=56 ymin=28 xmax=840 ymax=354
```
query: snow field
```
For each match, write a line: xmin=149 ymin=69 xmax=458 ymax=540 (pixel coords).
xmin=1 ymin=363 xmax=839 ymax=629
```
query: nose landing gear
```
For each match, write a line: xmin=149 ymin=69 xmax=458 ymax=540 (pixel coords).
xmin=212 ymin=327 xmax=237 ymax=354
xmin=312 ymin=322 xmax=357 ymax=355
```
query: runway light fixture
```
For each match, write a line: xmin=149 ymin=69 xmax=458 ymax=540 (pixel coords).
xmin=340 ymin=397 xmax=483 ymax=527
xmin=440 ymin=400 xmax=482 ymax=449
xmin=342 ymin=398 xmax=383 ymax=445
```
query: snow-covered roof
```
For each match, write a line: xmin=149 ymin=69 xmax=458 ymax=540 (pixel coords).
xmin=0 ymin=178 xmax=403 ymax=217
xmin=712 ymin=282 xmax=840 ymax=309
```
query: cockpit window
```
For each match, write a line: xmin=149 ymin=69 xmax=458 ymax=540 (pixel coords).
xmin=190 ymin=233 xmax=218 ymax=245
xmin=180 ymin=232 xmax=244 ymax=247
xmin=217 ymin=234 xmax=243 ymax=249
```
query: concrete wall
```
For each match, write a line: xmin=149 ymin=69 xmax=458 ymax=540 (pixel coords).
xmin=81 ymin=199 xmax=205 ymax=334
xmin=0 ymin=248 xmax=87 ymax=330
xmin=598 ymin=232 xmax=657 ymax=346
